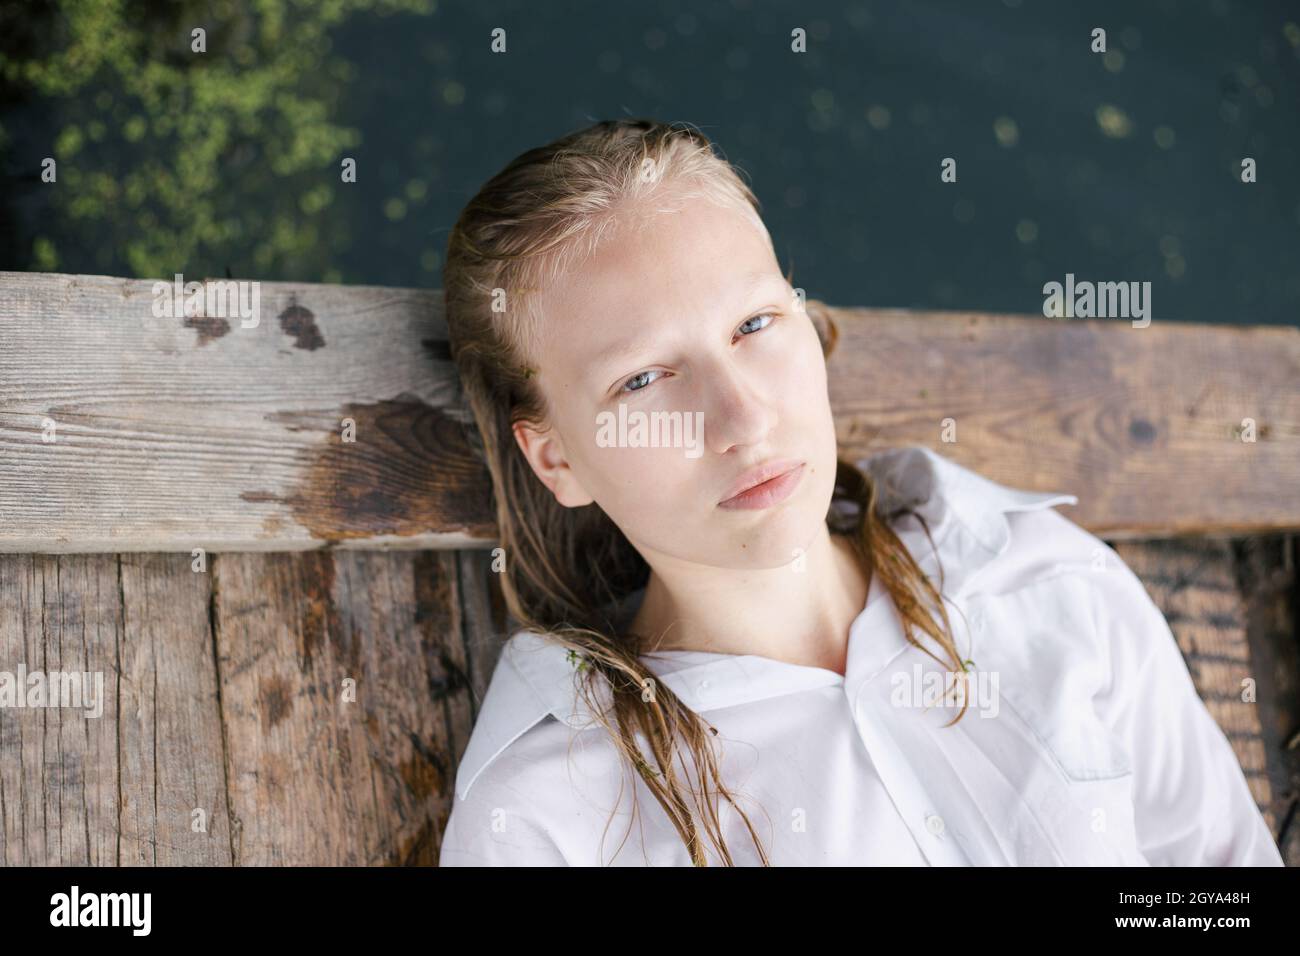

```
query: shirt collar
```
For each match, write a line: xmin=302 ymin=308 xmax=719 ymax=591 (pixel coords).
xmin=453 ymin=445 xmax=1077 ymax=800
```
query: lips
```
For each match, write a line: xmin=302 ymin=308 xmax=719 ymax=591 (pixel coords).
xmin=718 ymin=458 xmax=804 ymax=505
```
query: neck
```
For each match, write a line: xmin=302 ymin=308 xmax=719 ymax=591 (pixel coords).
xmin=630 ymin=528 xmax=871 ymax=676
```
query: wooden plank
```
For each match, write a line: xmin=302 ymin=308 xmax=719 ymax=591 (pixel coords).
xmin=826 ymin=306 xmax=1300 ymax=539
xmin=1229 ymin=534 xmax=1300 ymax=863
xmin=116 ymin=553 xmax=232 ymax=865
xmin=0 ymin=271 xmax=494 ymax=553
xmin=421 ymin=548 xmax=483 ymax=863
xmin=1 ymin=272 xmax=1296 ymax=551
xmin=0 ymin=547 xmax=480 ymax=866
xmin=212 ymin=550 xmax=460 ymax=864
xmin=0 ymin=555 xmax=119 ymax=864
xmin=450 ymin=549 xmax=510 ymax=718
xmin=0 ymin=553 xmax=230 ymax=865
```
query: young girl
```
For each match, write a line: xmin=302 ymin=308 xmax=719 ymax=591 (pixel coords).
xmin=436 ymin=118 xmax=1282 ymax=867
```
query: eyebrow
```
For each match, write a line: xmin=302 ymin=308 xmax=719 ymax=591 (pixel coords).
xmin=588 ymin=271 xmax=790 ymax=377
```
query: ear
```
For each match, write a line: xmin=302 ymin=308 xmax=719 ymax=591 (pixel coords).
xmin=512 ymin=419 xmax=595 ymax=508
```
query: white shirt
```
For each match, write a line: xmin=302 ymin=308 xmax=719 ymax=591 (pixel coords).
xmin=438 ymin=445 xmax=1284 ymax=866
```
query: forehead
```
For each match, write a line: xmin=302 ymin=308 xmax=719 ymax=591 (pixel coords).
xmin=535 ymin=197 xmax=780 ymax=338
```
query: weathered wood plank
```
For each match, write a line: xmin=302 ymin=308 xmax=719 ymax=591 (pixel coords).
xmin=0 ymin=271 xmax=494 ymax=553
xmin=450 ymin=549 xmax=510 ymax=719
xmin=212 ymin=550 xmax=459 ymax=864
xmin=1 ymin=548 xmax=487 ymax=866
xmin=428 ymin=550 xmax=511 ymax=859
xmin=116 ymin=553 xmax=231 ymax=865
xmin=1229 ymin=534 xmax=1300 ymax=863
xmin=829 ymin=308 xmax=1300 ymax=540
xmin=0 ymin=555 xmax=118 ymax=864
xmin=0 ymin=553 xmax=230 ymax=865
xmin=2 ymin=272 xmax=1297 ymax=552
xmin=420 ymin=550 xmax=489 ymax=861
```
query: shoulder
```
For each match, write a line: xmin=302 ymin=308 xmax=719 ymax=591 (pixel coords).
xmin=989 ymin=503 xmax=1139 ymax=598
xmin=441 ymin=629 xmax=630 ymax=864
xmin=444 ymin=624 xmax=631 ymax=858
xmin=855 ymin=445 xmax=1082 ymax=597
xmin=451 ymin=629 xmax=613 ymax=802
xmin=857 ymin=445 xmax=1158 ymax=637
xmin=908 ymin=454 xmax=1177 ymax=732
xmin=439 ymin=704 xmax=612 ymax=866
xmin=993 ymin=500 xmax=1162 ymax=633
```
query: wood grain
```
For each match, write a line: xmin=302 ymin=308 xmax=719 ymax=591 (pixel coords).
xmin=0 ymin=549 xmax=494 ymax=866
xmin=827 ymin=307 xmax=1300 ymax=539
xmin=0 ymin=271 xmax=494 ymax=552
xmin=117 ymin=553 xmax=231 ymax=865
xmin=2 ymin=272 xmax=1296 ymax=552
xmin=0 ymin=553 xmax=230 ymax=864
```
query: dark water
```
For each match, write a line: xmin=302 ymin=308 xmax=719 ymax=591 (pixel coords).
xmin=2 ymin=0 xmax=1297 ymax=325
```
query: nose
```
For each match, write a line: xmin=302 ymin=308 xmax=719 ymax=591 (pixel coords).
xmin=699 ymin=358 xmax=778 ymax=456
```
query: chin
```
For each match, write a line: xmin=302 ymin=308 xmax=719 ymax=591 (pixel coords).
xmin=718 ymin=502 xmax=826 ymax=569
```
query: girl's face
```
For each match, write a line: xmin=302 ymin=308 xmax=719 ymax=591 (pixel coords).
xmin=514 ymin=192 xmax=840 ymax=571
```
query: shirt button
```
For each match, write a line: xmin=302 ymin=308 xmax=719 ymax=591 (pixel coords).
xmin=925 ymin=814 xmax=945 ymax=836
xmin=699 ymin=680 xmax=710 ymax=691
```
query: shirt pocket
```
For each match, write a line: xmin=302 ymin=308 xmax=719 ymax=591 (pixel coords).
xmin=967 ymin=580 xmax=1134 ymax=784
xmin=995 ymin=682 xmax=1133 ymax=783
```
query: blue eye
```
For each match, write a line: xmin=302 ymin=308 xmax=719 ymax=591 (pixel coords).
xmin=617 ymin=313 xmax=777 ymax=396
xmin=620 ymin=369 xmax=663 ymax=393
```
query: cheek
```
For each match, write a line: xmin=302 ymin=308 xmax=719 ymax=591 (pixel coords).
xmin=765 ymin=328 xmax=829 ymax=410
xmin=588 ymin=444 xmax=702 ymax=509
xmin=632 ymin=445 xmax=703 ymax=491
xmin=593 ymin=465 xmax=698 ymax=542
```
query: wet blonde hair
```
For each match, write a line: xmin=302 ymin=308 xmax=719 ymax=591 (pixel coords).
xmin=444 ymin=118 xmax=966 ymax=865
